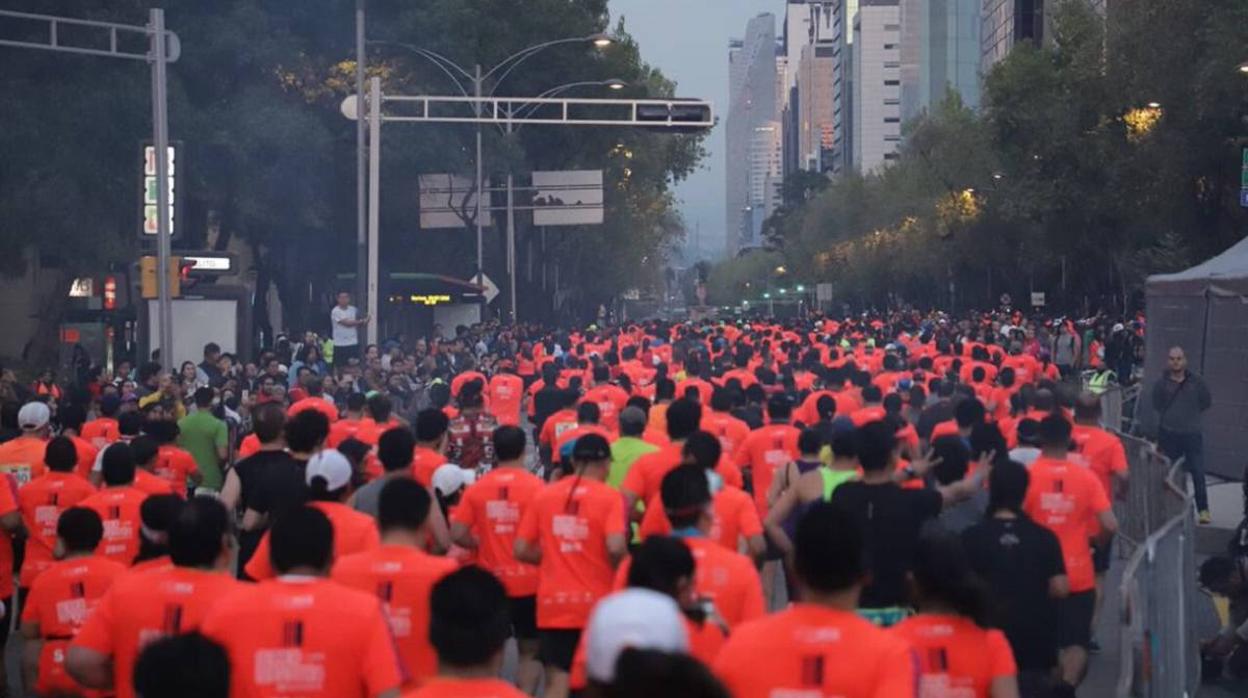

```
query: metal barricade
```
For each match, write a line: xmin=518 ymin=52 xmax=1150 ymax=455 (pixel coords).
xmin=1117 ymin=458 xmax=1200 ymax=698
xmin=1115 ymin=432 xmax=1185 ymax=552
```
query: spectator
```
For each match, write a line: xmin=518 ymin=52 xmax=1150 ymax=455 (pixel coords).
xmin=1151 ymin=346 xmax=1213 ymax=523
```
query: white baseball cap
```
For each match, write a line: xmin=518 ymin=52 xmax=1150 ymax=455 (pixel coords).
xmin=431 ymin=464 xmax=476 ymax=497
xmin=18 ymin=402 xmax=50 ymax=431
xmin=585 ymin=589 xmax=689 ymax=683
xmin=305 ymin=449 xmax=353 ymax=491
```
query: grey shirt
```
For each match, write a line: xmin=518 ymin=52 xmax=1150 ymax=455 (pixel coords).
xmin=1151 ymin=371 xmax=1212 ymax=435
xmin=351 ymin=473 xmax=398 ymax=519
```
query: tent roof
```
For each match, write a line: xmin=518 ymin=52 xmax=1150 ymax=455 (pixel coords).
xmin=1147 ymin=236 xmax=1248 ymax=296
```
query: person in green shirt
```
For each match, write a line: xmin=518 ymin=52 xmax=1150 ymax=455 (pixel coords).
xmin=177 ymin=387 xmax=229 ymax=492
xmin=609 ymin=406 xmax=659 ymax=489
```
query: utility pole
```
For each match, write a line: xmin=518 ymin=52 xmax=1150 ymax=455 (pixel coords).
xmin=150 ymin=8 xmax=174 ymax=371
xmin=366 ymin=77 xmax=381 ymax=345
xmin=355 ymin=0 xmax=368 ymax=320
xmin=474 ymin=65 xmax=486 ymax=311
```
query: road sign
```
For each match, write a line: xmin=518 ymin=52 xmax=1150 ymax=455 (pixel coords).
xmin=419 ymin=174 xmax=493 ymax=229
xmin=472 ymin=273 xmax=499 ymax=303
xmin=1031 ymin=291 xmax=1046 ymax=307
xmin=140 ymin=142 xmax=181 ymax=238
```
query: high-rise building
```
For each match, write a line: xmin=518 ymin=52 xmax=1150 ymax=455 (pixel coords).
xmin=898 ymin=0 xmax=922 ymax=123
xmin=725 ymin=13 xmax=779 ymax=256
xmin=981 ymin=0 xmax=1047 ymax=74
xmin=852 ymin=0 xmax=902 ymax=173
xmin=750 ymin=122 xmax=785 ymax=217
xmin=919 ymin=0 xmax=982 ymax=112
xmin=830 ymin=0 xmax=858 ymax=175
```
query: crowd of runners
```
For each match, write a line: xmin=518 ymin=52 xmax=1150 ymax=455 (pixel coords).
xmin=0 ymin=301 xmax=1236 ymax=698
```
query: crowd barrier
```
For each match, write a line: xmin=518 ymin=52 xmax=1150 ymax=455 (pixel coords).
xmin=1116 ymin=449 xmax=1201 ymax=698
xmin=1115 ymin=433 xmax=1187 ymax=552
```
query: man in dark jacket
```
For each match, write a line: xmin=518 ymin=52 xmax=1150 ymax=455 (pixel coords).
xmin=1151 ymin=346 xmax=1213 ymax=523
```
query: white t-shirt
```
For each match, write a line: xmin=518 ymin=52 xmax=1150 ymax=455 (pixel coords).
xmin=331 ymin=305 xmax=359 ymax=347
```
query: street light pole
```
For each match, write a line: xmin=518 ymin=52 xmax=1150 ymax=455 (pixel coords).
xmin=355 ymin=0 xmax=368 ymax=322
xmin=474 ymin=65 xmax=485 ymax=301
xmin=150 ymin=8 xmax=174 ymax=372
xmin=367 ymin=77 xmax=381 ymax=345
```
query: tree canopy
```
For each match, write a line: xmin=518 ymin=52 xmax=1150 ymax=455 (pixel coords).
xmin=717 ymin=0 xmax=1248 ymax=314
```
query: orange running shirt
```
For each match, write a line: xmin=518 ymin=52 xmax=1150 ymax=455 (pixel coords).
xmin=552 ymin=424 xmax=614 ymax=465
xmin=714 ymin=604 xmax=919 ymax=698
xmin=891 ymin=614 xmax=1017 ymax=698
xmin=401 ymin=677 xmax=528 ymax=698
xmin=515 ymin=477 xmax=626 ymax=629
xmin=450 ymin=467 xmax=545 ymax=597
xmin=1070 ymin=424 xmax=1128 ymax=502
xmin=0 ymin=436 xmax=48 ymax=487
xmin=79 ymin=486 xmax=149 ymax=565
xmin=1023 ymin=457 xmax=1111 ymax=593
xmin=238 ymin=433 xmax=261 ymax=460
xmin=18 ymin=471 xmax=96 ymax=587
xmin=21 ymin=555 xmax=126 ymax=697
xmin=80 ymin=418 xmax=121 ymax=450
xmin=133 ymin=468 xmax=176 ymax=497
xmin=701 ymin=411 xmax=751 ymax=457
xmin=332 ymin=545 xmax=458 ymax=686
xmin=202 ymin=577 xmax=403 ymax=698
xmin=154 ymin=444 xmax=199 ymax=497
xmin=733 ymin=424 xmax=801 ymax=515
xmin=246 ymin=501 xmax=381 ymax=580
xmin=538 ymin=409 xmax=579 ymax=451
xmin=327 ymin=418 xmax=368 ymax=449
xmin=622 ymin=443 xmax=744 ymax=506
xmin=71 ymin=437 xmax=100 ymax=481
xmin=487 ymin=374 xmax=525 ymax=427
xmin=637 ymin=485 xmax=762 ymax=553
xmin=412 ymin=447 xmax=447 ymax=489
xmin=615 ymin=536 xmax=764 ymax=628
xmin=72 ymin=565 xmax=240 ymax=698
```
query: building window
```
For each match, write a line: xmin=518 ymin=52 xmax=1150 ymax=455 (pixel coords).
xmin=884 ymin=43 xmax=897 ymax=49
xmin=883 ymin=61 xmax=900 ymax=68
xmin=884 ymin=24 xmax=901 ymax=31
xmin=884 ymin=80 xmax=900 ymax=86
xmin=884 ymin=98 xmax=900 ymax=105
xmin=884 ymin=117 xmax=900 ymax=123
xmin=884 ymin=153 xmax=900 ymax=160
xmin=884 ymin=136 xmax=902 ymax=142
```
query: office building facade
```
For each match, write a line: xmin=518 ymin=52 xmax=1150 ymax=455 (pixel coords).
xmin=919 ymin=0 xmax=982 ymax=112
xmin=853 ymin=0 xmax=903 ymax=173
xmin=725 ymin=13 xmax=779 ymax=255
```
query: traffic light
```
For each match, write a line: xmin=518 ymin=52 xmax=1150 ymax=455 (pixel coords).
xmin=139 ymin=255 xmax=182 ymax=299
xmin=636 ymin=100 xmax=713 ymax=133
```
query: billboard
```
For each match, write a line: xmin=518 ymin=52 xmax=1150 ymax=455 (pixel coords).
xmin=532 ymin=170 xmax=604 ymax=226
xmin=418 ymin=174 xmax=493 ymax=229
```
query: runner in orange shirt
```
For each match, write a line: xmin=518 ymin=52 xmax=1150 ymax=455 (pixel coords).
xmin=537 ymin=392 xmax=579 ymax=463
xmin=622 ymin=399 xmax=743 ymax=515
xmin=80 ymin=395 xmax=122 ymax=450
xmin=18 ymin=436 xmax=97 ymax=589
xmin=891 ymin=534 xmax=1019 ymax=698
xmin=58 ymin=405 xmax=101 ymax=481
xmin=67 ymin=498 xmax=240 ymax=698
xmin=515 ymin=434 xmax=628 ymax=698
xmin=582 ymin=366 xmax=630 ymax=433
xmin=327 ymin=393 xmax=369 ymax=448
xmin=245 ymin=449 xmax=381 ymax=580
xmin=713 ymin=503 xmax=918 ymax=698
xmin=552 ymin=403 xmax=615 ymax=467
xmin=141 ymin=420 xmax=201 ymax=496
xmin=449 ymin=425 xmax=545 ymax=694
xmin=0 ymin=401 xmax=52 ymax=486
xmin=700 ymin=389 xmax=750 ymax=457
xmin=1023 ymin=415 xmax=1118 ymax=692
xmin=487 ymin=362 xmax=525 ymax=427
xmin=411 ymin=409 xmax=450 ymax=488
xmin=637 ymin=432 xmax=765 ymax=560
xmin=79 ymin=443 xmax=150 ymax=565
xmin=733 ymin=395 xmax=801 ymax=518
xmin=203 ymin=505 xmax=403 ymax=698
xmin=127 ymin=436 xmax=177 ymax=497
xmin=130 ymin=494 xmax=184 ymax=574
xmin=21 ymin=507 xmax=127 ymax=697
xmin=334 ymin=478 xmax=458 ymax=688
xmin=626 ymin=465 xmax=764 ymax=628
xmin=400 ymin=567 xmax=527 ymax=698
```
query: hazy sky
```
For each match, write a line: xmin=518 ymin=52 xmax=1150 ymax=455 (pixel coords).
xmin=608 ymin=0 xmax=778 ymax=261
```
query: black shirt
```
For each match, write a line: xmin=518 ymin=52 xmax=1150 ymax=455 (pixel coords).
xmin=532 ymin=387 xmax=569 ymax=434
xmin=233 ymin=450 xmax=300 ymax=513
xmin=831 ymin=481 xmax=942 ymax=608
xmin=248 ymin=454 xmax=309 ymax=522
xmin=916 ymin=399 xmax=955 ymax=442
xmin=962 ymin=516 xmax=1066 ymax=671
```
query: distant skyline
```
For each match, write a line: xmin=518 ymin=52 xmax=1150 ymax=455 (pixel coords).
xmin=609 ymin=0 xmax=778 ymax=262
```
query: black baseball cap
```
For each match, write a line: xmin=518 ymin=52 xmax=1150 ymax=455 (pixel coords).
xmin=572 ymin=433 xmax=612 ymax=462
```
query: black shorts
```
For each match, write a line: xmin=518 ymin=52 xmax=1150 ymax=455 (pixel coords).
xmin=1092 ymin=538 xmax=1113 ymax=574
xmin=509 ymin=595 xmax=538 ymax=640
xmin=1058 ymin=591 xmax=1095 ymax=649
xmin=538 ymin=628 xmax=582 ymax=671
xmin=333 ymin=344 xmax=359 ymax=368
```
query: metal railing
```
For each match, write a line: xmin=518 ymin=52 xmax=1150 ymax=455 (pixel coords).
xmin=1116 ymin=452 xmax=1200 ymax=697
xmin=1116 ymin=433 xmax=1186 ymax=551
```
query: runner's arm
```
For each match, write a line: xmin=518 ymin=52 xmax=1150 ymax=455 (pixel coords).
xmin=449 ymin=521 xmax=478 ymax=549
xmin=762 ymin=485 xmax=799 ymax=557
xmin=1049 ymin=573 xmax=1070 ymax=599
xmin=20 ymin=623 xmax=40 ymax=692
xmin=990 ymin=675 xmax=1021 ymax=698
xmin=219 ymin=468 xmax=241 ymax=511
xmin=605 ymin=532 xmax=628 ymax=567
xmin=514 ymin=538 xmax=541 ymax=565
xmin=65 ymin=647 xmax=113 ymax=689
